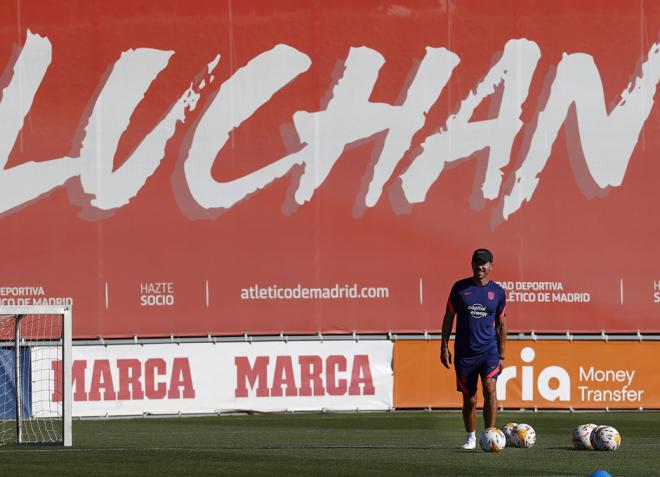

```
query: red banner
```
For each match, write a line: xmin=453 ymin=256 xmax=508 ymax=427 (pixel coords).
xmin=1 ymin=1 xmax=660 ymax=337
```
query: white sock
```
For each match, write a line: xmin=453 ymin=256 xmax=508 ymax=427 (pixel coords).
xmin=467 ymin=431 xmax=476 ymax=440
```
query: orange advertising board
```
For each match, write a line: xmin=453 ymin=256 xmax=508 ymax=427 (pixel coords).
xmin=394 ymin=340 xmax=660 ymax=409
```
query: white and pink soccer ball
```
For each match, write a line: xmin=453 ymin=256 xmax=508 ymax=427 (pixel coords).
xmin=590 ymin=425 xmax=622 ymax=451
xmin=479 ymin=427 xmax=506 ymax=452
xmin=572 ymin=423 xmax=598 ymax=450
xmin=500 ymin=422 xmax=518 ymax=447
xmin=511 ymin=423 xmax=536 ymax=448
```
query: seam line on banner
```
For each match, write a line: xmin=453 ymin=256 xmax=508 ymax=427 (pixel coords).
xmin=205 ymin=280 xmax=209 ymax=308
xmin=620 ymin=278 xmax=624 ymax=305
xmin=105 ymin=282 xmax=109 ymax=309
xmin=419 ymin=278 xmax=423 ymax=305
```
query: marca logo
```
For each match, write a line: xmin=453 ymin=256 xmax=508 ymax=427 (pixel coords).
xmin=234 ymin=354 xmax=375 ymax=398
xmin=497 ymin=347 xmax=571 ymax=402
xmin=2 ymin=33 xmax=660 ymax=220
xmin=51 ymin=357 xmax=195 ymax=402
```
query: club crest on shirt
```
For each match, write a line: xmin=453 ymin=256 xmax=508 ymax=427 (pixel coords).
xmin=488 ymin=291 xmax=495 ymax=300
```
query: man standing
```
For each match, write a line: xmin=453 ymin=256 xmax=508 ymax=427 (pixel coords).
xmin=440 ymin=248 xmax=507 ymax=449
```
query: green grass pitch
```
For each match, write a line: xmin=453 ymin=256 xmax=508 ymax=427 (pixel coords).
xmin=0 ymin=411 xmax=656 ymax=476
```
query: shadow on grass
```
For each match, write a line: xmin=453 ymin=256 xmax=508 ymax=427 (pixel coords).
xmin=546 ymin=446 xmax=587 ymax=452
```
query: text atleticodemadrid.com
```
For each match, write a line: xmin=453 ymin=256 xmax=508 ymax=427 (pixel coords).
xmin=240 ymin=283 xmax=389 ymax=300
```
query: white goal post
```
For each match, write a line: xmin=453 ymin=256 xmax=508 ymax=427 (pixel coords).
xmin=0 ymin=306 xmax=71 ymax=446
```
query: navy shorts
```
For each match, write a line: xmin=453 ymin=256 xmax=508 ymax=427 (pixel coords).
xmin=454 ymin=352 xmax=501 ymax=395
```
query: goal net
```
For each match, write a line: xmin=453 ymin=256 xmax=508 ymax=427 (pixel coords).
xmin=0 ymin=306 xmax=72 ymax=446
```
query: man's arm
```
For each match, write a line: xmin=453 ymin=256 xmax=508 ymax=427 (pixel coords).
xmin=440 ymin=310 xmax=455 ymax=369
xmin=495 ymin=312 xmax=507 ymax=361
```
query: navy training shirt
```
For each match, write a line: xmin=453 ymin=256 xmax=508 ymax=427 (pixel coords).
xmin=446 ymin=278 xmax=507 ymax=357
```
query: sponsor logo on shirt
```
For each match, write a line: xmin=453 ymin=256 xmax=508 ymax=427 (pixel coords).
xmin=467 ymin=303 xmax=488 ymax=319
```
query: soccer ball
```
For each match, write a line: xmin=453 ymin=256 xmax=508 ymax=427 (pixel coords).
xmin=511 ymin=423 xmax=536 ymax=448
xmin=501 ymin=422 xmax=518 ymax=447
xmin=479 ymin=427 xmax=506 ymax=452
xmin=589 ymin=425 xmax=608 ymax=450
xmin=593 ymin=426 xmax=621 ymax=451
xmin=572 ymin=423 xmax=597 ymax=450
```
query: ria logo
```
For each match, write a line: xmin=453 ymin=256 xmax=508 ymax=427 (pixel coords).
xmin=497 ymin=347 xmax=571 ymax=402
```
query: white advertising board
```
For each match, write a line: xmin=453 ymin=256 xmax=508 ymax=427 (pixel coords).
xmin=43 ymin=341 xmax=393 ymax=416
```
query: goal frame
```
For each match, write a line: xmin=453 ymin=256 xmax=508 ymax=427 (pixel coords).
xmin=0 ymin=305 xmax=72 ymax=446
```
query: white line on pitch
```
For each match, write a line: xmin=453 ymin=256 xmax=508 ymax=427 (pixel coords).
xmin=205 ymin=280 xmax=209 ymax=307
xmin=419 ymin=278 xmax=423 ymax=305
xmin=620 ymin=278 xmax=624 ymax=305
xmin=105 ymin=282 xmax=109 ymax=309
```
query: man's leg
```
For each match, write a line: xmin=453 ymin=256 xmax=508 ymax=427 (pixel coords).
xmin=455 ymin=356 xmax=479 ymax=449
xmin=479 ymin=354 xmax=501 ymax=429
xmin=462 ymin=391 xmax=477 ymax=432
xmin=460 ymin=391 xmax=477 ymax=449
xmin=482 ymin=377 xmax=497 ymax=428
